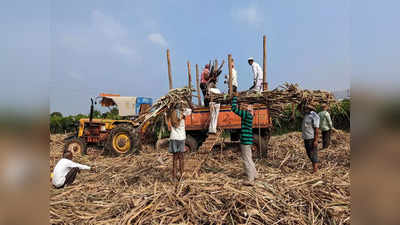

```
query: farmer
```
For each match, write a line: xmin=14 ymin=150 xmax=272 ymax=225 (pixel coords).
xmin=300 ymin=105 xmax=320 ymax=173
xmin=231 ymin=93 xmax=258 ymax=185
xmin=200 ymin=64 xmax=210 ymax=106
xmin=318 ymin=104 xmax=335 ymax=149
xmin=247 ymin=57 xmax=263 ymax=92
xmin=52 ymin=151 xmax=94 ymax=188
xmin=166 ymin=103 xmax=192 ymax=181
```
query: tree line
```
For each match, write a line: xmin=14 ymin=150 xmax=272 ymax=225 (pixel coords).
xmin=50 ymin=108 xmax=121 ymax=134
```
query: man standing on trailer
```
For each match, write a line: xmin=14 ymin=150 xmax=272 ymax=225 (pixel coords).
xmin=231 ymin=93 xmax=258 ymax=185
xmin=200 ymin=64 xmax=210 ymax=106
xmin=247 ymin=57 xmax=263 ymax=92
xmin=300 ymin=105 xmax=320 ymax=173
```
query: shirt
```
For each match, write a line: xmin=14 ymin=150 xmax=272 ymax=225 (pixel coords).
xmin=231 ymin=97 xmax=253 ymax=145
xmin=318 ymin=110 xmax=333 ymax=131
xmin=232 ymin=68 xmax=238 ymax=87
xmin=200 ymin=68 xmax=209 ymax=84
xmin=52 ymin=158 xmax=90 ymax=187
xmin=301 ymin=111 xmax=320 ymax=140
xmin=170 ymin=108 xmax=192 ymax=140
xmin=251 ymin=62 xmax=263 ymax=83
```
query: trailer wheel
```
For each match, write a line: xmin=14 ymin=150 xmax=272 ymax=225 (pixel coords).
xmin=185 ymin=135 xmax=198 ymax=152
xmin=252 ymin=134 xmax=267 ymax=159
xmin=64 ymin=137 xmax=87 ymax=156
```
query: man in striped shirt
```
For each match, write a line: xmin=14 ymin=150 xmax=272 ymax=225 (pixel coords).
xmin=231 ymin=95 xmax=258 ymax=185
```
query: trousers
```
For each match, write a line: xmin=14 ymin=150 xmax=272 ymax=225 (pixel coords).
xmin=240 ymin=144 xmax=258 ymax=182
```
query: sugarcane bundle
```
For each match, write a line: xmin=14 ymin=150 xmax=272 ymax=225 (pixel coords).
xmin=209 ymin=83 xmax=337 ymax=117
xmin=134 ymin=87 xmax=194 ymax=142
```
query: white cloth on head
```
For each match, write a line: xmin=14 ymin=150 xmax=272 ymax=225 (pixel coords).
xmin=52 ymin=158 xmax=90 ymax=188
xmin=208 ymin=102 xmax=220 ymax=133
xmin=169 ymin=108 xmax=192 ymax=140
xmin=232 ymin=68 xmax=238 ymax=88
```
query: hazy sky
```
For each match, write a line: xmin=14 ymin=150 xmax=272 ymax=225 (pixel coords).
xmin=1 ymin=0 xmax=398 ymax=115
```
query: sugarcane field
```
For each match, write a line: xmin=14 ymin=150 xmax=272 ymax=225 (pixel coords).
xmin=48 ymin=30 xmax=351 ymax=224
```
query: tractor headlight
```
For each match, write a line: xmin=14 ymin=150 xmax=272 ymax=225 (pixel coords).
xmin=101 ymin=125 xmax=106 ymax=131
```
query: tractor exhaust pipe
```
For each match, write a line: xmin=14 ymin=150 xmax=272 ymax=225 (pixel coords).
xmin=89 ymin=98 xmax=94 ymax=125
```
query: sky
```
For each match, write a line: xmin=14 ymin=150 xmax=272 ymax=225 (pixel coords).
xmin=0 ymin=0 xmax=399 ymax=115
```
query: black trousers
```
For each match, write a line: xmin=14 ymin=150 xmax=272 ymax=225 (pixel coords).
xmin=57 ymin=167 xmax=80 ymax=188
xmin=322 ymin=130 xmax=331 ymax=149
xmin=304 ymin=139 xmax=318 ymax=163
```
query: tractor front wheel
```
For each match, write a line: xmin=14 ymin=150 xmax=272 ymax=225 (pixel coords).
xmin=64 ymin=138 xmax=87 ymax=156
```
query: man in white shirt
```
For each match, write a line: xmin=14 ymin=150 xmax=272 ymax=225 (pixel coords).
xmin=52 ymin=151 xmax=93 ymax=188
xmin=166 ymin=103 xmax=192 ymax=180
xmin=247 ymin=57 xmax=263 ymax=92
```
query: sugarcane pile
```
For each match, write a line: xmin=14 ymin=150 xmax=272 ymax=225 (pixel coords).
xmin=50 ymin=131 xmax=350 ymax=224
xmin=210 ymin=83 xmax=337 ymax=118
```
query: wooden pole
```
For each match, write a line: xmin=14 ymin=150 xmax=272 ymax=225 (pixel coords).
xmin=187 ymin=61 xmax=192 ymax=104
xmin=167 ymin=49 xmax=172 ymax=90
xmin=228 ymin=54 xmax=233 ymax=96
xmin=263 ymin=35 xmax=268 ymax=90
xmin=196 ymin=64 xmax=201 ymax=106
xmin=214 ymin=59 xmax=218 ymax=72
xmin=187 ymin=61 xmax=192 ymax=89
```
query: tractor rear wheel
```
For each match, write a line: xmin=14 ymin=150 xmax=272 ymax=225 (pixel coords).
xmin=64 ymin=138 xmax=87 ymax=156
xmin=105 ymin=124 xmax=140 ymax=156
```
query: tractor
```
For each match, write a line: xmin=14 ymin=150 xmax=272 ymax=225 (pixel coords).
xmin=64 ymin=93 xmax=152 ymax=156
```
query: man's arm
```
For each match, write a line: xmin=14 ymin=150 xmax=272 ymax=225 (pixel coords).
xmin=68 ymin=160 xmax=90 ymax=170
xmin=252 ymin=64 xmax=258 ymax=82
xmin=311 ymin=112 xmax=320 ymax=147
xmin=231 ymin=96 xmax=246 ymax=118
xmin=314 ymin=128 xmax=319 ymax=147
xmin=183 ymin=108 xmax=192 ymax=117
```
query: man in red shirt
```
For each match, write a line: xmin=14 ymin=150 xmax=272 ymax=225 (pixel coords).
xmin=200 ymin=64 xmax=210 ymax=106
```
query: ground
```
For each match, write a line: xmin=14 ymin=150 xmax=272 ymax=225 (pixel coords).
xmin=49 ymin=131 xmax=350 ymax=225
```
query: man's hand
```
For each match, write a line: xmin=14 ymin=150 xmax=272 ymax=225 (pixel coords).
xmin=313 ymin=139 xmax=318 ymax=147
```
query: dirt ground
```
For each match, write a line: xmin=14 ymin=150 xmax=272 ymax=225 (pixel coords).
xmin=49 ymin=131 xmax=350 ymax=224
